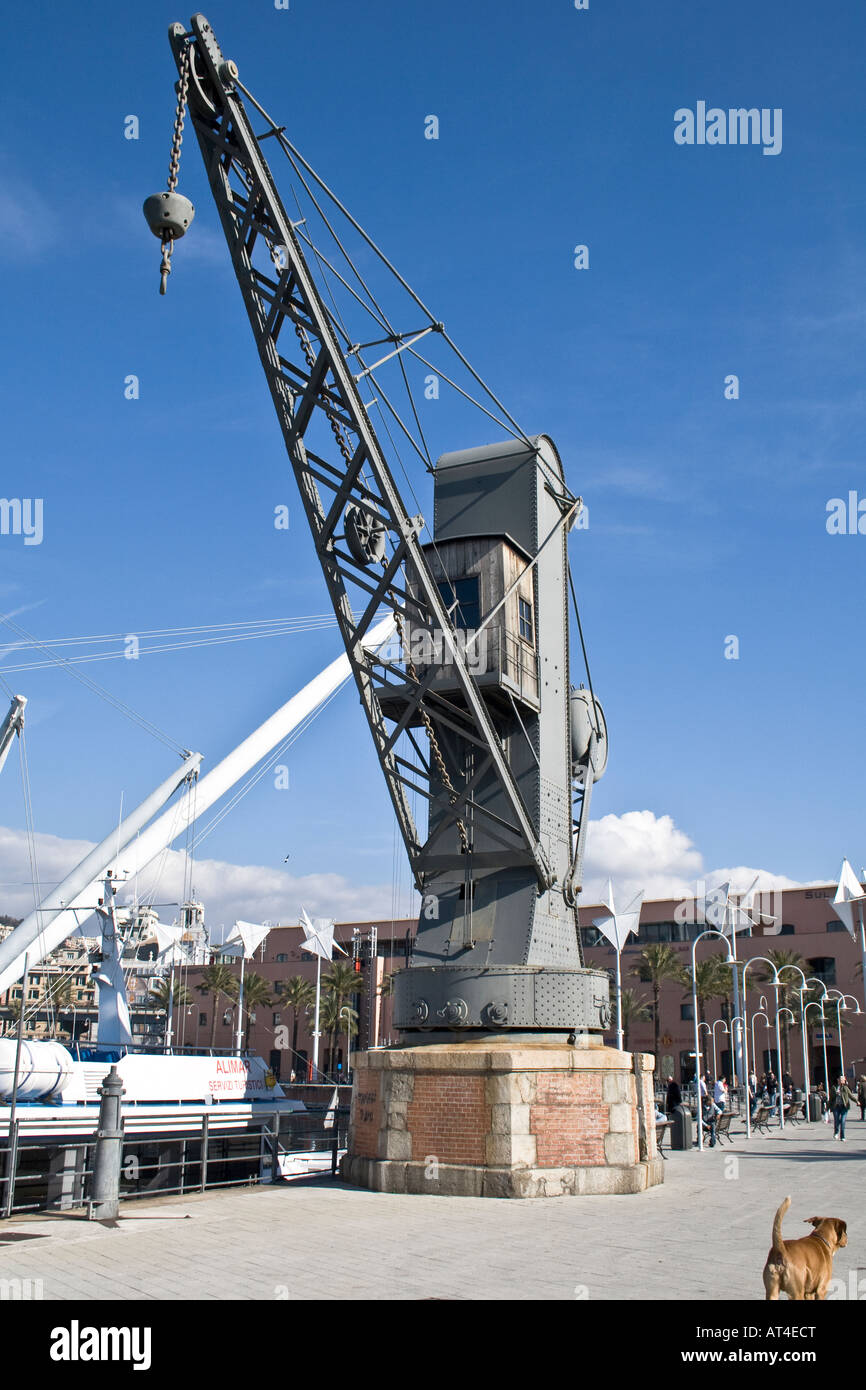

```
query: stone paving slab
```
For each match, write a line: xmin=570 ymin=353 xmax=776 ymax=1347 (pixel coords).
xmin=0 ymin=1116 xmax=863 ymax=1301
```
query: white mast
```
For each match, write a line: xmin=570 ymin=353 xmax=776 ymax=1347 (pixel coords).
xmin=0 ymin=617 xmax=395 ymax=998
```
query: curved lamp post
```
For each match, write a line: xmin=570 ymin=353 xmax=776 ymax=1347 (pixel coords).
xmin=825 ymin=991 xmax=863 ymax=1080
xmin=750 ymin=1009 xmax=772 ymax=1076
xmin=777 ymin=1007 xmax=798 ymax=1107
xmin=742 ymin=956 xmax=785 ymax=1129
xmin=730 ymin=1014 xmax=751 ymax=1139
xmin=692 ymin=930 xmax=736 ymax=1151
xmin=774 ymin=961 xmax=812 ymax=1104
xmin=712 ymin=1018 xmax=729 ymax=1081
xmin=804 ymin=976 xmax=831 ymax=1097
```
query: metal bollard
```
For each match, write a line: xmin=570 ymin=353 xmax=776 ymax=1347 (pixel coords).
xmin=89 ymin=1066 xmax=125 ymax=1221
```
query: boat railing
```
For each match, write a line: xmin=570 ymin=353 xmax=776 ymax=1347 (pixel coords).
xmin=67 ymin=1042 xmax=255 ymax=1062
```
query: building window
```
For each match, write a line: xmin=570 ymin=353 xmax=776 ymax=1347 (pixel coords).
xmin=272 ymin=1012 xmax=282 ymax=1026
xmin=199 ymin=1012 xmax=207 ymax=1027
xmin=777 ymin=924 xmax=795 ymax=936
xmin=437 ymin=577 xmax=480 ymax=630
xmin=826 ymin=921 xmax=846 ymax=933
xmin=518 ymin=597 xmax=534 ymax=645
xmin=807 ymin=957 xmax=836 ymax=987
xmin=680 ymin=1002 xmax=694 ymax=1021
xmin=275 ymin=953 xmax=289 ymax=963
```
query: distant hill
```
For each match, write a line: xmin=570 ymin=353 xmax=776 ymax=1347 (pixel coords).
xmin=0 ymin=914 xmax=22 ymax=928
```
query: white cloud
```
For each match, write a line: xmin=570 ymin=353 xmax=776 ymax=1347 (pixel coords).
xmin=581 ymin=810 xmax=808 ymax=907
xmin=0 ymin=825 xmax=398 ymax=935
xmin=582 ymin=810 xmax=703 ymax=905
xmin=0 ymin=812 xmax=813 ymax=948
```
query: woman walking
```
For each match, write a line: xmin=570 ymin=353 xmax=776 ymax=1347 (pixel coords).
xmin=831 ymin=1075 xmax=855 ymax=1142
xmin=857 ymin=1075 xmax=866 ymax=1122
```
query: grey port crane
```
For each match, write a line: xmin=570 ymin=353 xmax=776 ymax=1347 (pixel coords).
xmin=144 ymin=13 xmax=611 ymax=1039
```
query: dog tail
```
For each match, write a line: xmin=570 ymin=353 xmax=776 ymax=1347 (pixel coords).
xmin=772 ymin=1196 xmax=791 ymax=1258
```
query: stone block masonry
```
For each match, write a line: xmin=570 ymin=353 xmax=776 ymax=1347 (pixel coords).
xmin=343 ymin=1042 xmax=663 ymax=1198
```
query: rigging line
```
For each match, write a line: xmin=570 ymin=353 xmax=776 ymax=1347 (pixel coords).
xmin=293 ymin=226 xmax=391 ymax=340
xmin=0 ymin=613 xmax=185 ymax=756
xmin=396 ymin=351 xmax=434 ymax=471
xmin=277 ymin=152 xmax=438 ymax=475
xmin=360 ymin=363 xmax=434 ymax=472
xmin=285 ymin=185 xmax=435 ymax=476
xmin=244 ymin=103 xmax=411 ymax=333
xmin=270 ymin=129 xmax=536 ymax=499
xmin=0 ymin=622 xmax=341 ymax=674
xmin=0 ymin=614 xmax=340 ymax=653
xmin=280 ymin=168 xmax=458 ymax=610
xmin=440 ymin=330 xmax=533 ymax=450
xmin=190 ymin=683 xmax=346 ymax=850
xmin=402 ymin=342 xmax=530 ymax=443
xmin=567 ymin=556 xmax=600 ymax=740
xmin=270 ymin=121 xmax=536 ymax=454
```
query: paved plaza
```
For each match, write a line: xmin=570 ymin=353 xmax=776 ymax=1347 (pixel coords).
xmin=1 ymin=1116 xmax=863 ymax=1301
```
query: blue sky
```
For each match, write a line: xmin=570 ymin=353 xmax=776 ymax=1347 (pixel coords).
xmin=1 ymin=0 xmax=864 ymax=924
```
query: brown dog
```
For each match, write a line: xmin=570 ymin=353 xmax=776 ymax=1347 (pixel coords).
xmin=763 ymin=1195 xmax=848 ymax=1300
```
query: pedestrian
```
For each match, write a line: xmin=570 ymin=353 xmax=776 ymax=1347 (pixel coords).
xmin=816 ymin=1081 xmax=829 ymax=1121
xmin=766 ymin=1071 xmax=779 ymax=1118
xmin=782 ymin=1070 xmax=793 ymax=1093
xmin=857 ymin=1075 xmax=866 ymax=1122
xmin=713 ymin=1076 xmax=727 ymax=1111
xmin=666 ymin=1077 xmax=682 ymax=1115
xmin=831 ymin=1075 xmax=854 ymax=1141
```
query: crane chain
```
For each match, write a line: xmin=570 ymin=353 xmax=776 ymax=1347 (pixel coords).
xmin=392 ymin=609 xmax=469 ymax=856
xmin=167 ymin=43 xmax=191 ymax=195
xmin=157 ymin=42 xmax=191 ymax=293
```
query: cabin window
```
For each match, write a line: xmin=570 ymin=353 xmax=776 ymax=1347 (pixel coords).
xmin=519 ymin=597 xmax=534 ymax=645
xmin=437 ymin=577 xmax=480 ymax=630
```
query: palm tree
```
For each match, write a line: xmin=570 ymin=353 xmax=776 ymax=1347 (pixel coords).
xmin=44 ymin=976 xmax=75 ymax=1038
xmin=323 ymin=961 xmax=361 ymax=1010
xmin=319 ymin=993 xmax=358 ymax=1078
xmin=148 ymin=977 xmax=193 ymax=1010
xmin=631 ymin=945 xmax=689 ymax=1073
xmin=322 ymin=961 xmax=362 ymax=1074
xmin=196 ymin=963 xmax=240 ymax=1047
xmin=239 ymin=972 xmax=273 ymax=1048
xmin=619 ymin=988 xmax=652 ymax=1051
xmin=278 ymin=975 xmax=315 ymax=1074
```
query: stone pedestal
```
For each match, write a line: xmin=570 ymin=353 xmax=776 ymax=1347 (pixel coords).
xmin=342 ymin=1041 xmax=663 ymax=1198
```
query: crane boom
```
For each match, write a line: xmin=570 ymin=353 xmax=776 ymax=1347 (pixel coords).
xmin=162 ymin=14 xmax=551 ymax=896
xmin=0 ymin=695 xmax=26 ymax=777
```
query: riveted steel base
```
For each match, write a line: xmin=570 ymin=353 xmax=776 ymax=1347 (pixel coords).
xmin=392 ymin=964 xmax=611 ymax=1033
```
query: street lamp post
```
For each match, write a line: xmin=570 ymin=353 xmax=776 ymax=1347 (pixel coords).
xmin=691 ymin=930 xmax=736 ymax=1152
xmin=804 ymin=976 xmax=831 ymax=1097
xmin=730 ymin=1014 xmax=751 ymax=1139
xmin=825 ymin=992 xmax=863 ymax=1080
xmin=773 ymin=962 xmax=811 ymax=1105
xmin=339 ymin=1005 xmax=353 ymax=1083
xmin=741 ymin=956 xmax=785 ymax=1129
xmin=750 ymin=1009 xmax=772 ymax=1076
xmin=711 ymin=1018 xmax=729 ymax=1080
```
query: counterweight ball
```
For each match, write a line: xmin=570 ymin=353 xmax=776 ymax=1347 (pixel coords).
xmin=143 ymin=190 xmax=195 ymax=240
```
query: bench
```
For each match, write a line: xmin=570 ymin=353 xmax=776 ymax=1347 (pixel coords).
xmin=751 ymin=1104 xmax=771 ymax=1133
xmin=655 ymin=1119 xmax=673 ymax=1158
xmin=786 ymin=1100 xmax=805 ymax=1124
xmin=715 ymin=1111 xmax=734 ymax=1144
